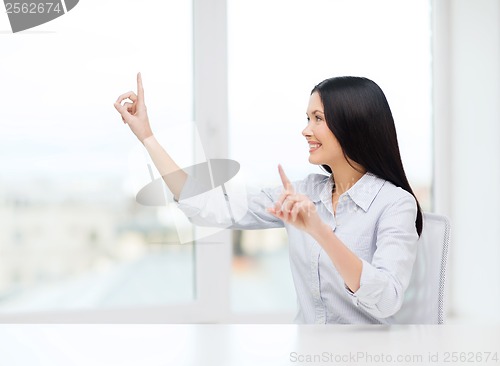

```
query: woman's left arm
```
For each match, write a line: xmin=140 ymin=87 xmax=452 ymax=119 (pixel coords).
xmin=269 ymin=166 xmax=419 ymax=319
xmin=268 ymin=165 xmax=365 ymax=292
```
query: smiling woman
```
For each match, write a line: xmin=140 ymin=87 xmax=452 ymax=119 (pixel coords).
xmin=115 ymin=74 xmax=422 ymax=324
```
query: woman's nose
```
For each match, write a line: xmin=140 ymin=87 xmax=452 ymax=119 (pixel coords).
xmin=302 ymin=123 xmax=312 ymax=137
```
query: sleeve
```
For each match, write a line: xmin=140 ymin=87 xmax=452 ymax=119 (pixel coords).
xmin=173 ymin=173 xmax=285 ymax=230
xmin=344 ymin=194 xmax=419 ymax=319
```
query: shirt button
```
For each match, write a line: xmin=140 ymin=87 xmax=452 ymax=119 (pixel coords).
xmin=342 ymin=196 xmax=348 ymax=202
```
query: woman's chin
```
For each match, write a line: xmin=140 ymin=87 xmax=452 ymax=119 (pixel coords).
xmin=308 ymin=156 xmax=322 ymax=165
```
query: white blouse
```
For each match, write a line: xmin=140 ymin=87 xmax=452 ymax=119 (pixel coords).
xmin=175 ymin=171 xmax=419 ymax=324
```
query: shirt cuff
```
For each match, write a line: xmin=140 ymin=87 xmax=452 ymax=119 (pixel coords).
xmin=344 ymin=258 xmax=387 ymax=307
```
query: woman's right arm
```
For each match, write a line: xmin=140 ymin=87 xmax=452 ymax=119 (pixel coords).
xmin=113 ymin=72 xmax=186 ymax=201
xmin=114 ymin=73 xmax=284 ymax=230
xmin=176 ymin=178 xmax=285 ymax=230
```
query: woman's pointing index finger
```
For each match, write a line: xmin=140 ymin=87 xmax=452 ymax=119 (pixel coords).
xmin=137 ymin=72 xmax=145 ymax=104
xmin=278 ymin=164 xmax=294 ymax=193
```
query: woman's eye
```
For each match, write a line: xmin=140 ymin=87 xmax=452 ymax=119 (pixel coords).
xmin=315 ymin=115 xmax=322 ymax=122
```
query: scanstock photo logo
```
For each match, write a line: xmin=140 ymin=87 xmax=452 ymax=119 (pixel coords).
xmin=3 ymin=0 xmax=79 ymax=32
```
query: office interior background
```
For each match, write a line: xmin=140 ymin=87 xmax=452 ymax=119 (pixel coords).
xmin=0 ymin=0 xmax=499 ymax=324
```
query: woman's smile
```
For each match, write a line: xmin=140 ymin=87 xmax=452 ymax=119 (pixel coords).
xmin=308 ymin=141 xmax=322 ymax=153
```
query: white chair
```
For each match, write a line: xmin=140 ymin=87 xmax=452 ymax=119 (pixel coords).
xmin=393 ymin=212 xmax=451 ymax=324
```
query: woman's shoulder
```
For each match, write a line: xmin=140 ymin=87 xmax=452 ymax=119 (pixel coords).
xmin=375 ymin=176 xmax=417 ymax=210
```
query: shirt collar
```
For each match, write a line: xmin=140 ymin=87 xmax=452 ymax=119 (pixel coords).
xmin=346 ymin=172 xmax=386 ymax=212
xmin=314 ymin=175 xmax=333 ymax=204
xmin=316 ymin=172 xmax=386 ymax=213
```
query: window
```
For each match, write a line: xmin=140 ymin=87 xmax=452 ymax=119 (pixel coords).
xmin=0 ymin=0 xmax=194 ymax=313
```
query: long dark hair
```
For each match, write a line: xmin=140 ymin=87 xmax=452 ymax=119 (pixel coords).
xmin=311 ymin=76 xmax=423 ymax=236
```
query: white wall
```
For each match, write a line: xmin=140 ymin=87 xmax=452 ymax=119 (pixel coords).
xmin=433 ymin=0 xmax=500 ymax=322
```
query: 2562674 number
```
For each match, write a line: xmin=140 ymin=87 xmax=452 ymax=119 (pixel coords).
xmin=443 ymin=352 xmax=499 ymax=363
xmin=5 ymin=2 xmax=62 ymax=14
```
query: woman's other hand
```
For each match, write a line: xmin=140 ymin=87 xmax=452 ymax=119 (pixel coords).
xmin=114 ymin=72 xmax=153 ymax=143
xmin=267 ymin=164 xmax=324 ymax=235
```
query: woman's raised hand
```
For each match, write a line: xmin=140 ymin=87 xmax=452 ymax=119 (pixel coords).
xmin=267 ymin=164 xmax=324 ymax=234
xmin=114 ymin=72 xmax=153 ymax=143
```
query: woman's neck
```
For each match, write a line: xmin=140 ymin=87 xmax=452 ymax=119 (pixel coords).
xmin=331 ymin=162 xmax=366 ymax=196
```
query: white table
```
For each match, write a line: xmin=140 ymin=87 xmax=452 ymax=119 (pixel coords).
xmin=0 ymin=324 xmax=499 ymax=365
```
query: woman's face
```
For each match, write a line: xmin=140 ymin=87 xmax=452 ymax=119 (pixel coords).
xmin=302 ymin=92 xmax=343 ymax=168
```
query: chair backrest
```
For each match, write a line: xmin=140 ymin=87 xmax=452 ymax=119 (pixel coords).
xmin=393 ymin=212 xmax=451 ymax=324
